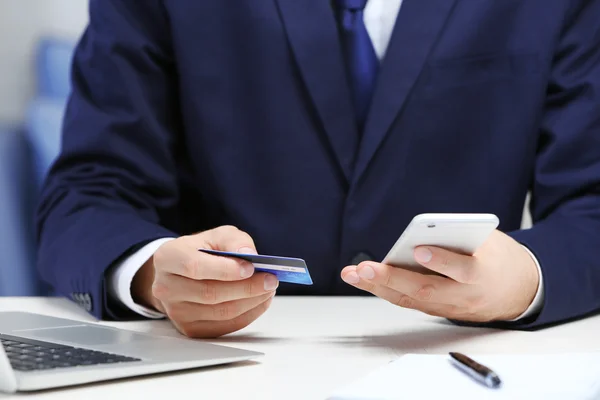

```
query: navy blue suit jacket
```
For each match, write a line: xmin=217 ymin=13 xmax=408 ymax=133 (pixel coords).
xmin=36 ymin=0 xmax=600 ymax=329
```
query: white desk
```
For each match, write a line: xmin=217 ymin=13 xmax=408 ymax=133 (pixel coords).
xmin=1 ymin=297 xmax=599 ymax=399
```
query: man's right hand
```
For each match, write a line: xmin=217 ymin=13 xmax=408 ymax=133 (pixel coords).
xmin=131 ymin=225 xmax=278 ymax=338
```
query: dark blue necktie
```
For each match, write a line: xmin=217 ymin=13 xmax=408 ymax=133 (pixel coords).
xmin=334 ymin=0 xmax=379 ymax=130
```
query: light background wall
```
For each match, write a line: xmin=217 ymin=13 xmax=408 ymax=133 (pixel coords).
xmin=0 ymin=0 xmax=88 ymax=124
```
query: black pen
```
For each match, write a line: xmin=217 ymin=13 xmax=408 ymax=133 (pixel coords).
xmin=449 ymin=352 xmax=502 ymax=389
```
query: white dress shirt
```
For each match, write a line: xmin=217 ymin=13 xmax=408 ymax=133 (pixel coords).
xmin=107 ymin=0 xmax=544 ymax=321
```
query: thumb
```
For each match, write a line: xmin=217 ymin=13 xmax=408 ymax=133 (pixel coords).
xmin=199 ymin=225 xmax=258 ymax=254
xmin=413 ymin=246 xmax=478 ymax=284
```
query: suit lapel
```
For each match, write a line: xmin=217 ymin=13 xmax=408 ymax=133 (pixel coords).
xmin=276 ymin=0 xmax=359 ymax=183
xmin=352 ymin=0 xmax=458 ymax=183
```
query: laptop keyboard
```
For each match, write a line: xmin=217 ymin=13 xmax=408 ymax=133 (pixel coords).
xmin=0 ymin=333 xmax=141 ymax=372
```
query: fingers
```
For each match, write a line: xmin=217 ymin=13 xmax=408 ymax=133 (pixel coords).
xmin=368 ymin=283 xmax=456 ymax=318
xmin=360 ymin=263 xmax=440 ymax=302
xmin=172 ymin=294 xmax=275 ymax=338
xmin=340 ymin=265 xmax=360 ymax=284
xmin=341 ymin=266 xmax=454 ymax=317
xmin=153 ymin=272 xmax=279 ymax=304
xmin=344 ymin=263 xmax=463 ymax=304
xmin=413 ymin=246 xmax=479 ymax=284
xmin=154 ymin=242 xmax=255 ymax=281
xmin=165 ymin=291 xmax=275 ymax=324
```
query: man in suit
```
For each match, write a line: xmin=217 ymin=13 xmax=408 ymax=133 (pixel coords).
xmin=36 ymin=0 xmax=600 ymax=338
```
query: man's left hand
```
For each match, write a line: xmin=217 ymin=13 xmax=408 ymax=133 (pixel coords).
xmin=341 ymin=230 xmax=540 ymax=322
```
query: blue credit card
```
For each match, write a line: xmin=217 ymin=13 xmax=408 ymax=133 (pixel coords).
xmin=198 ymin=249 xmax=313 ymax=285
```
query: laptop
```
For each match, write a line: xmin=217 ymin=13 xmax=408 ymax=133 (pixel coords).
xmin=0 ymin=312 xmax=262 ymax=393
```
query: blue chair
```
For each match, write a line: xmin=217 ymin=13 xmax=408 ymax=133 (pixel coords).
xmin=26 ymin=97 xmax=66 ymax=188
xmin=26 ymin=37 xmax=75 ymax=184
xmin=36 ymin=38 xmax=76 ymax=100
xmin=0 ymin=37 xmax=75 ymax=296
xmin=0 ymin=126 xmax=41 ymax=295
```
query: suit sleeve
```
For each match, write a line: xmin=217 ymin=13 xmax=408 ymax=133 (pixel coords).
xmin=504 ymin=1 xmax=600 ymax=328
xmin=36 ymin=0 xmax=180 ymax=320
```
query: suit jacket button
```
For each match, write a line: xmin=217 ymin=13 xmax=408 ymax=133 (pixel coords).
xmin=350 ymin=252 xmax=372 ymax=265
xmin=83 ymin=294 xmax=92 ymax=312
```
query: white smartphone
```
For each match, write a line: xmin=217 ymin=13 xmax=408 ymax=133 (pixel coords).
xmin=381 ymin=213 xmax=499 ymax=274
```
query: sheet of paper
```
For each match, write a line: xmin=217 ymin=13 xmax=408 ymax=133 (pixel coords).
xmin=328 ymin=353 xmax=600 ymax=400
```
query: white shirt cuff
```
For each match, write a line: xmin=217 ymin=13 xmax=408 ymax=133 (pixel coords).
xmin=107 ymin=238 xmax=175 ymax=319
xmin=509 ymin=245 xmax=545 ymax=321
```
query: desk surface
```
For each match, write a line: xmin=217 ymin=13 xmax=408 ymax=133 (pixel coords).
xmin=1 ymin=297 xmax=599 ymax=399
